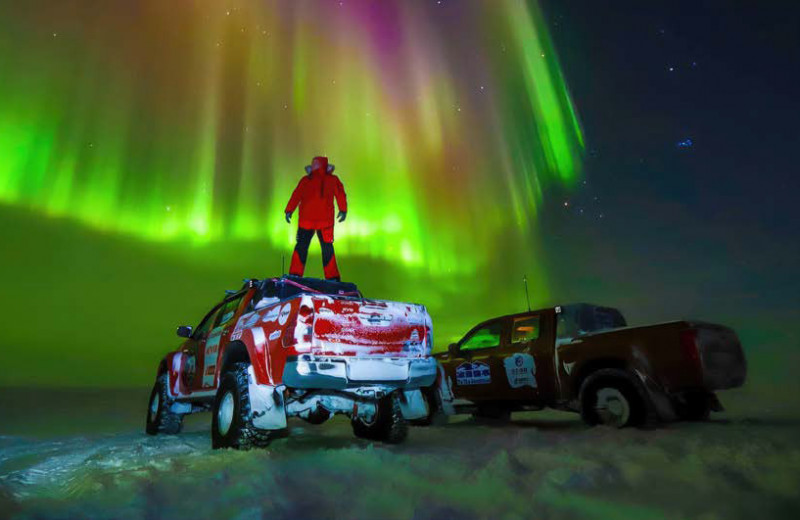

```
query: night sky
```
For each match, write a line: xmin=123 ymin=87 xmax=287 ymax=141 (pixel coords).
xmin=0 ymin=0 xmax=797 ymax=387
xmin=539 ymin=1 xmax=799 ymax=337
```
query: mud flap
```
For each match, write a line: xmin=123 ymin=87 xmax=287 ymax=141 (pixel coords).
xmin=398 ymin=389 xmax=427 ymax=420
xmin=435 ymin=363 xmax=456 ymax=416
xmin=248 ymin=370 xmax=288 ymax=430
xmin=710 ymin=392 xmax=724 ymax=412
xmin=633 ymin=369 xmax=676 ymax=422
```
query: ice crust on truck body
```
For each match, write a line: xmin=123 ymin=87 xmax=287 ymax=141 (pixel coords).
xmin=146 ymin=275 xmax=435 ymax=448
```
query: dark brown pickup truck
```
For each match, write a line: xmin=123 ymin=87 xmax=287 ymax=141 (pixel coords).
xmin=428 ymin=303 xmax=747 ymax=427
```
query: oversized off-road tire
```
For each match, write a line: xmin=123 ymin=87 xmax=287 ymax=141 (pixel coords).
xmin=145 ymin=373 xmax=183 ymax=435
xmin=211 ymin=362 xmax=273 ymax=450
xmin=352 ymin=392 xmax=408 ymax=444
xmin=579 ymin=368 xmax=647 ymax=428
xmin=674 ymin=391 xmax=712 ymax=421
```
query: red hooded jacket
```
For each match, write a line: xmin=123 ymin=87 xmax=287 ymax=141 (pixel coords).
xmin=285 ymin=156 xmax=347 ymax=230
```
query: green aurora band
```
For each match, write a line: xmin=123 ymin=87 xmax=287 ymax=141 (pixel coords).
xmin=0 ymin=0 xmax=582 ymax=385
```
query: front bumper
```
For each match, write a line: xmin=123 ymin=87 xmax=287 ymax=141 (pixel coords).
xmin=283 ymin=355 xmax=437 ymax=390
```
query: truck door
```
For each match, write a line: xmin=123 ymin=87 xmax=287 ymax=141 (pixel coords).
xmin=441 ymin=318 xmax=507 ymax=404
xmin=528 ymin=309 xmax=557 ymax=404
xmin=501 ymin=310 xmax=557 ymax=406
xmin=182 ymin=305 xmax=221 ymax=394
xmin=200 ymin=293 xmax=244 ymax=389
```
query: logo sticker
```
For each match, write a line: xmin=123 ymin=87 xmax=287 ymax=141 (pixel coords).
xmin=245 ymin=312 xmax=261 ymax=328
xmin=262 ymin=307 xmax=280 ymax=323
xmin=278 ymin=304 xmax=292 ymax=326
xmin=358 ymin=313 xmax=392 ymax=327
xmin=269 ymin=330 xmax=281 ymax=341
xmin=503 ymin=353 xmax=537 ymax=388
xmin=456 ymin=361 xmax=491 ymax=385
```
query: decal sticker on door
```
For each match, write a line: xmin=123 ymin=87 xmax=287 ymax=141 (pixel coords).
xmin=203 ymin=328 xmax=223 ymax=387
xmin=503 ymin=353 xmax=537 ymax=388
xmin=456 ymin=361 xmax=491 ymax=385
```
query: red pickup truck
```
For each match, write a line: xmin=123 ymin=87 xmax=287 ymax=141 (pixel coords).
xmin=427 ymin=303 xmax=746 ymax=427
xmin=146 ymin=276 xmax=436 ymax=448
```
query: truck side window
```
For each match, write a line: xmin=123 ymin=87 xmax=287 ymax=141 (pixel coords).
xmin=193 ymin=307 xmax=220 ymax=339
xmin=556 ymin=314 xmax=579 ymax=339
xmin=460 ymin=321 xmax=503 ymax=351
xmin=512 ymin=316 xmax=540 ymax=343
xmin=214 ymin=296 xmax=243 ymax=328
xmin=254 ymin=280 xmax=281 ymax=310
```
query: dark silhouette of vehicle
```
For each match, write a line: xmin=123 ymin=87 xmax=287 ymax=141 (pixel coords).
xmin=426 ymin=304 xmax=746 ymax=427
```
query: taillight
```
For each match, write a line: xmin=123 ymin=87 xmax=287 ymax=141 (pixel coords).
xmin=680 ymin=329 xmax=701 ymax=365
xmin=299 ymin=305 xmax=313 ymax=318
xmin=425 ymin=327 xmax=433 ymax=355
xmin=283 ymin=303 xmax=315 ymax=347
xmin=299 ymin=304 xmax=315 ymax=343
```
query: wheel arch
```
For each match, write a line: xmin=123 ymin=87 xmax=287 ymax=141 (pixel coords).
xmin=220 ymin=341 xmax=252 ymax=375
xmin=221 ymin=331 xmax=273 ymax=386
xmin=572 ymin=357 xmax=628 ymax=397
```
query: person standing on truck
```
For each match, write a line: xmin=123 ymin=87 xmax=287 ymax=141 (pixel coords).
xmin=285 ymin=156 xmax=347 ymax=281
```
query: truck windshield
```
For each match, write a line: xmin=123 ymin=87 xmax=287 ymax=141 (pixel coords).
xmin=557 ymin=304 xmax=627 ymax=340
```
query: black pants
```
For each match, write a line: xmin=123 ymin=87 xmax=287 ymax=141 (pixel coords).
xmin=289 ymin=227 xmax=340 ymax=280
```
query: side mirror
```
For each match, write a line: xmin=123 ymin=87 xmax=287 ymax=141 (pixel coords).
xmin=177 ymin=326 xmax=192 ymax=338
xmin=448 ymin=343 xmax=459 ymax=356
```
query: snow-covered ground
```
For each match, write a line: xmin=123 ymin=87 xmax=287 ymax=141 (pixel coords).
xmin=1 ymin=388 xmax=799 ymax=519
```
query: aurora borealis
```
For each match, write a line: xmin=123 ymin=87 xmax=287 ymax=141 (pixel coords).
xmin=0 ymin=1 xmax=588 ymax=385
xmin=3 ymin=2 xmax=800 ymax=517
xmin=0 ymin=0 xmax=581 ymax=274
xmin=3 ymin=1 xmax=794 ymax=391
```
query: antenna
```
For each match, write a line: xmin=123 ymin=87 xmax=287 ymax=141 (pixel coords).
xmin=523 ymin=274 xmax=531 ymax=312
